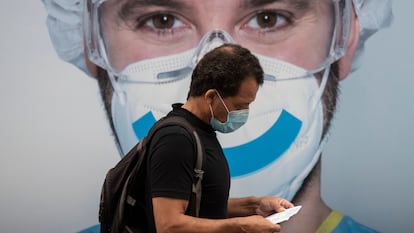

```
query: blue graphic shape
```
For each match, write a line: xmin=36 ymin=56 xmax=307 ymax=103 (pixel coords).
xmin=132 ymin=111 xmax=157 ymax=140
xmin=132 ymin=110 xmax=302 ymax=177
xmin=224 ymin=110 xmax=301 ymax=177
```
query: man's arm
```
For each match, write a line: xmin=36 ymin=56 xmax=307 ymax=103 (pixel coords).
xmin=152 ymin=197 xmax=281 ymax=233
xmin=228 ymin=196 xmax=260 ymax=217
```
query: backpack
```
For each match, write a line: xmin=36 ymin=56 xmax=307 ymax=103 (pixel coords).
xmin=99 ymin=116 xmax=205 ymax=233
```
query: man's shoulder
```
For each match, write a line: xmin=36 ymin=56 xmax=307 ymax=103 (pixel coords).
xmin=152 ymin=116 xmax=194 ymax=136
xmin=149 ymin=116 xmax=196 ymax=150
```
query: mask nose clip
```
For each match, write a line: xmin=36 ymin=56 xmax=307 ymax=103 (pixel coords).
xmin=191 ymin=30 xmax=235 ymax=67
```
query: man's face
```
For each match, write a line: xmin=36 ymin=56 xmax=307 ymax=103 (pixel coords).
xmin=99 ymin=0 xmax=334 ymax=73
xmin=212 ymin=77 xmax=259 ymax=124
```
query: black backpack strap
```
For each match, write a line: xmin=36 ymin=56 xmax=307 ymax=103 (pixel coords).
xmin=149 ymin=116 xmax=204 ymax=217
xmin=191 ymin=130 xmax=204 ymax=217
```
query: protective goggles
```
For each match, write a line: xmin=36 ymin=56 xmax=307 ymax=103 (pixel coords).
xmin=84 ymin=0 xmax=352 ymax=81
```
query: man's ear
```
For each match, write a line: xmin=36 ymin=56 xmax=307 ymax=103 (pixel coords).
xmin=338 ymin=9 xmax=360 ymax=80
xmin=204 ymin=89 xmax=217 ymax=105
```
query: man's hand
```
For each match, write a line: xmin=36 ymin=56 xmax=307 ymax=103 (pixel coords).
xmin=235 ymin=215 xmax=282 ymax=233
xmin=255 ymin=196 xmax=294 ymax=217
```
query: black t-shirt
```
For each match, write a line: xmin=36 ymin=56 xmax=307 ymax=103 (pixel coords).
xmin=144 ymin=104 xmax=230 ymax=232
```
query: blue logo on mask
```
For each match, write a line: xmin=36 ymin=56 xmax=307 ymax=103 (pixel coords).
xmin=132 ymin=110 xmax=301 ymax=177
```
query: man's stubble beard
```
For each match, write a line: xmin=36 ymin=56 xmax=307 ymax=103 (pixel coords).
xmin=95 ymin=63 xmax=340 ymax=201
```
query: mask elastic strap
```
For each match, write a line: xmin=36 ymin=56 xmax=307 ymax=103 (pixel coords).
xmin=215 ymin=91 xmax=230 ymax=114
xmin=208 ymin=104 xmax=215 ymax=119
xmin=292 ymin=64 xmax=331 ymax=139
xmin=310 ymin=62 xmax=331 ymax=114
xmin=108 ymin=71 xmax=126 ymax=105
xmin=310 ymin=0 xmax=340 ymax=113
xmin=283 ymin=64 xmax=332 ymax=200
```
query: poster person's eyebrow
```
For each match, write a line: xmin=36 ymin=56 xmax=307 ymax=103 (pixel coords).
xmin=123 ymin=0 xmax=310 ymax=11
xmin=123 ymin=0 xmax=188 ymax=10
xmin=117 ymin=0 xmax=312 ymax=21
xmin=241 ymin=0 xmax=311 ymax=10
xmin=117 ymin=0 xmax=189 ymax=22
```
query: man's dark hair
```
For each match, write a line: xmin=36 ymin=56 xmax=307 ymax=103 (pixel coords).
xmin=187 ymin=44 xmax=264 ymax=99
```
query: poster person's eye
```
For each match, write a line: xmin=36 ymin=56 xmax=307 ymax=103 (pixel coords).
xmin=246 ymin=11 xmax=290 ymax=31
xmin=144 ymin=13 xmax=184 ymax=30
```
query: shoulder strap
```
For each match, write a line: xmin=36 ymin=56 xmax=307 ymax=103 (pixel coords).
xmin=149 ymin=116 xmax=204 ymax=217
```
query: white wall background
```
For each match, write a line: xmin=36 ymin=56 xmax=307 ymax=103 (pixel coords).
xmin=0 ymin=1 xmax=412 ymax=233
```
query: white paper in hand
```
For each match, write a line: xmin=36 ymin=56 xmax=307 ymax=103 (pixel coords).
xmin=265 ymin=206 xmax=302 ymax=224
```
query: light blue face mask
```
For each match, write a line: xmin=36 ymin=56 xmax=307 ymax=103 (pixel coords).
xmin=210 ymin=91 xmax=249 ymax=133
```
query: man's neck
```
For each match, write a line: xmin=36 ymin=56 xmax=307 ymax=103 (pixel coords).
xmin=182 ymin=98 xmax=211 ymax=124
xmin=279 ymin=159 xmax=331 ymax=233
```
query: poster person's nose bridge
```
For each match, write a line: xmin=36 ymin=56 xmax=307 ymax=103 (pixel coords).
xmin=192 ymin=30 xmax=236 ymax=66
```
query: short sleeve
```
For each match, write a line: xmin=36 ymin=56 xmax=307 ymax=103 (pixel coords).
xmin=148 ymin=126 xmax=196 ymax=200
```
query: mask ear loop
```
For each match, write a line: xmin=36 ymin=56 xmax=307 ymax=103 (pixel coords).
xmin=215 ymin=91 xmax=230 ymax=114
xmin=108 ymin=71 xmax=126 ymax=105
xmin=309 ymin=0 xmax=343 ymax=116
xmin=281 ymin=66 xmax=330 ymax=200
xmin=208 ymin=104 xmax=215 ymax=120
xmin=310 ymin=65 xmax=331 ymax=113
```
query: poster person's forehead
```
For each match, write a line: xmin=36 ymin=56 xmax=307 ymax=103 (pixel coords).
xmin=103 ymin=0 xmax=320 ymax=13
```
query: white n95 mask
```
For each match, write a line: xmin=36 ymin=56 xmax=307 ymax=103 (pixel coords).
xmin=111 ymin=30 xmax=330 ymax=201
xmin=222 ymin=53 xmax=328 ymax=200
